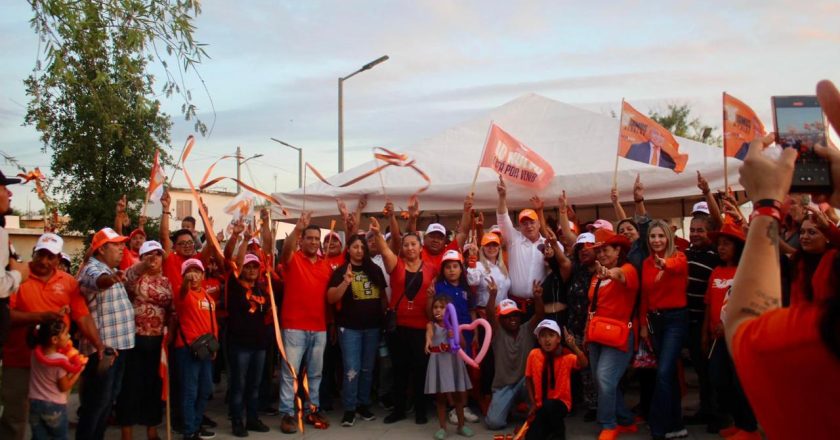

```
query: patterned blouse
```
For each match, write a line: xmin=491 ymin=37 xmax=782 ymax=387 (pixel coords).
xmin=125 ymin=265 xmax=174 ymax=337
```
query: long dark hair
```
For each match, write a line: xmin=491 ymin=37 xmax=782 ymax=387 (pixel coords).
xmin=28 ymin=319 xmax=65 ymax=349
xmin=340 ymin=234 xmax=387 ymax=291
xmin=435 ymin=259 xmax=469 ymax=290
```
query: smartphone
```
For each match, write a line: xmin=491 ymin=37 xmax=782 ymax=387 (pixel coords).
xmin=772 ymin=95 xmax=831 ymax=193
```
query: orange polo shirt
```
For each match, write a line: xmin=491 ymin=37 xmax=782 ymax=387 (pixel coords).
xmin=421 ymin=241 xmax=459 ymax=273
xmin=587 ymin=263 xmax=639 ymax=322
xmin=163 ymin=252 xmax=188 ymax=293
xmin=524 ymin=348 xmax=579 ymax=411
xmin=731 ymin=304 xmax=840 ymax=439
xmin=640 ymin=252 xmax=688 ymax=327
xmin=280 ymin=251 xmax=332 ymax=332
xmin=175 ymin=287 xmax=216 ymax=348
xmin=704 ymin=266 xmax=736 ymax=334
xmin=7 ymin=271 xmax=89 ymax=368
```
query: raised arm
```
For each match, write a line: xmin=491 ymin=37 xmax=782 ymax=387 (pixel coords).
xmin=224 ymin=220 xmax=244 ymax=261
xmin=484 ymin=276 xmax=500 ymax=327
xmin=160 ymin=188 xmax=173 ymax=255
xmin=281 ymin=212 xmax=310 ymax=265
xmin=454 ymin=193 xmax=473 ymax=248
xmin=197 ymin=197 xmax=220 ymax=262
xmin=557 ymin=190 xmax=577 ymax=246
xmin=633 ymin=174 xmax=647 ymax=217
xmin=544 ymin=228 xmax=572 ymax=281
xmin=406 ymin=195 xmax=419 ymax=234
xmin=369 ymin=217 xmax=398 ymax=274
xmin=114 ymin=195 xmax=128 ymax=235
xmin=528 ymin=280 xmax=545 ymax=332
xmin=611 ymin=187 xmax=628 ymax=220
xmin=384 ymin=201 xmax=401 ymax=256
xmin=259 ymin=208 xmax=274 ymax=257
xmin=496 ymin=175 xmax=508 ymax=215
xmin=697 ymin=171 xmax=723 ymax=230
xmin=530 ymin=195 xmax=548 ymax=235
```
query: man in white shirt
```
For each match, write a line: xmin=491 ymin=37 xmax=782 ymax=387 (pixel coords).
xmin=495 ymin=176 xmax=545 ymax=318
xmin=0 ymin=170 xmax=28 ymax=357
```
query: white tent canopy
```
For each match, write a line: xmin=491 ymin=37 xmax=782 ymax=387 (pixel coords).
xmin=273 ymin=94 xmax=740 ymax=223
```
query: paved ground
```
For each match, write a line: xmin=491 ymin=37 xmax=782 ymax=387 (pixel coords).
xmin=59 ymin=381 xmax=723 ymax=440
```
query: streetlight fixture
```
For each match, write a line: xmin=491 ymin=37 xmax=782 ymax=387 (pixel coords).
xmin=235 ymin=146 xmax=263 ymax=194
xmin=338 ymin=54 xmax=389 ymax=173
xmin=270 ymin=137 xmax=303 ymax=189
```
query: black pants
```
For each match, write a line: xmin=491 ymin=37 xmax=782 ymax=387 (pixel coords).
xmin=115 ymin=336 xmax=164 ymax=427
xmin=686 ymin=315 xmax=714 ymax=419
xmin=387 ymin=326 xmax=429 ymax=416
xmin=709 ymin=340 xmax=757 ymax=431
xmin=526 ymin=399 xmax=568 ymax=440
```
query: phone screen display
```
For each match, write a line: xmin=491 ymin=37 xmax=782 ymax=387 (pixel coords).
xmin=773 ymin=96 xmax=830 ymax=192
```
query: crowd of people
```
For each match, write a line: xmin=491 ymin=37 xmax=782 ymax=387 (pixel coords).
xmin=0 ymin=79 xmax=839 ymax=440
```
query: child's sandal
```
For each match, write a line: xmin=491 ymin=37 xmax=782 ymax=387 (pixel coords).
xmin=457 ymin=426 xmax=475 ymax=437
xmin=434 ymin=428 xmax=447 ymax=440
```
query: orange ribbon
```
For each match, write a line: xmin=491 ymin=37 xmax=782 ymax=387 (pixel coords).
xmin=305 ymin=147 xmax=431 ymax=198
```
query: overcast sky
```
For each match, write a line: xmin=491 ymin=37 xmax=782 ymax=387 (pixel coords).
xmin=1 ymin=0 xmax=839 ymax=212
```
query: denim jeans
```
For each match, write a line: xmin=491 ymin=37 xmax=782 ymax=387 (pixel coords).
xmin=649 ymin=308 xmax=689 ymax=436
xmin=279 ymin=330 xmax=326 ymax=415
xmin=76 ymin=351 xmax=126 ymax=440
xmin=29 ymin=399 xmax=68 ymax=440
xmin=338 ymin=327 xmax=379 ymax=411
xmin=485 ymin=377 xmax=527 ymax=430
xmin=176 ymin=348 xmax=213 ymax=436
xmin=228 ymin=343 xmax=266 ymax=422
xmin=589 ymin=330 xmax=635 ymax=429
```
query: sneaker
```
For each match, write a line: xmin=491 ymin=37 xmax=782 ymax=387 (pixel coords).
xmin=341 ymin=411 xmax=356 ymax=427
xmin=462 ymin=407 xmax=479 ymax=423
xmin=616 ymin=423 xmax=638 ymax=434
xmin=434 ymin=428 xmax=447 ymax=440
xmin=305 ymin=411 xmax=330 ymax=429
xmin=280 ymin=414 xmax=297 ymax=434
xmin=597 ymin=428 xmax=618 ymax=440
xmin=231 ymin=419 xmax=248 ymax=438
xmin=245 ymin=419 xmax=270 ymax=433
xmin=198 ymin=429 xmax=216 ymax=439
xmin=383 ymin=411 xmax=406 ymax=424
xmin=457 ymin=425 xmax=475 ymax=437
xmin=201 ymin=416 xmax=218 ymax=428
xmin=357 ymin=406 xmax=376 ymax=421
xmin=379 ymin=396 xmax=395 ymax=412
xmin=665 ymin=428 xmax=689 ymax=439
xmin=448 ymin=409 xmax=459 ymax=424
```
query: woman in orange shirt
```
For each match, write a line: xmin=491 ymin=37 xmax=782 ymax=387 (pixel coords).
xmin=587 ymin=230 xmax=639 ymax=440
xmin=640 ymin=220 xmax=689 ymax=440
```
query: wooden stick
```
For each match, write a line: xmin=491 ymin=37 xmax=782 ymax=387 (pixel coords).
xmin=613 ymin=99 xmax=625 ymax=190
xmin=302 ymin=163 xmax=308 ymax=212
xmin=470 ymin=122 xmax=494 ymax=195
xmin=723 ymin=92 xmax=729 ymax=191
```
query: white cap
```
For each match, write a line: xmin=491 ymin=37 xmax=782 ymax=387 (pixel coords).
xmin=441 ymin=249 xmax=463 ymax=263
xmin=589 ymin=219 xmax=614 ymax=231
xmin=575 ymin=232 xmax=596 ymax=246
xmin=425 ymin=223 xmax=446 ymax=236
xmin=248 ymin=237 xmax=261 ymax=246
xmin=60 ymin=252 xmax=71 ymax=263
xmin=533 ymin=319 xmax=562 ymax=338
xmin=139 ymin=240 xmax=164 ymax=256
xmin=692 ymin=201 xmax=710 ymax=215
xmin=34 ymin=233 xmax=63 ymax=255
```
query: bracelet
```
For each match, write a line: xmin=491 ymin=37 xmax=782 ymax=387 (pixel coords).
xmin=755 ymin=199 xmax=783 ymax=211
xmin=163 ymin=212 xmax=171 ymax=216
xmin=749 ymin=206 xmax=782 ymax=223
xmin=634 ymin=198 xmax=644 ymax=203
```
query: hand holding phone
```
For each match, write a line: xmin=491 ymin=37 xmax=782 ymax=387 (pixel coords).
xmin=772 ymin=95 xmax=831 ymax=193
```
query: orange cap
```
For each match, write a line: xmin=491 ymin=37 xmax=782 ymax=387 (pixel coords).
xmin=481 ymin=233 xmax=501 ymax=247
xmin=90 ymin=227 xmax=129 ymax=252
xmin=518 ymin=209 xmax=538 ymax=222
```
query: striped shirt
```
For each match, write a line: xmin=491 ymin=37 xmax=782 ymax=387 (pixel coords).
xmin=78 ymin=256 xmax=136 ymax=354
xmin=684 ymin=245 xmax=720 ymax=322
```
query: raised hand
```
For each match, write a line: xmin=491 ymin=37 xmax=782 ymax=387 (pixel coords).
xmin=654 ymin=255 xmax=666 ymax=270
xmin=496 ymin=175 xmax=506 ymax=198
xmin=610 ymin=187 xmax=619 ymax=204
xmin=558 ymin=190 xmax=568 ymax=213
xmin=383 ymin=200 xmax=394 ymax=217
xmin=804 ymin=205 xmax=831 ymax=230
xmin=697 ymin=171 xmax=710 ymax=195
xmin=464 ymin=193 xmax=474 ymax=212
xmin=530 ymin=195 xmax=544 ymax=211
xmin=343 ymin=265 xmax=354 ymax=285
xmin=407 ymin=195 xmax=419 ymax=218
xmin=532 ymin=279 xmax=543 ymax=298
xmin=295 ymin=212 xmax=312 ymax=231
xmin=474 ymin=211 xmax=485 ymax=229
xmin=486 ymin=276 xmax=498 ymax=296
xmin=160 ymin=188 xmax=171 ymax=210
xmin=368 ymin=217 xmax=381 ymax=234
xmin=633 ymin=174 xmax=644 ymax=202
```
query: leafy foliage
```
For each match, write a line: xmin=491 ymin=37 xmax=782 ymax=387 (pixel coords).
xmin=23 ymin=0 xmax=209 ymax=233
xmin=649 ymin=104 xmax=722 ymax=147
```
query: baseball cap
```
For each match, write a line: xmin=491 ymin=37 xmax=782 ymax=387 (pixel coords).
xmin=518 ymin=209 xmax=538 ymax=222
xmin=425 ymin=223 xmax=446 ymax=236
xmin=90 ymin=227 xmax=129 ymax=252
xmin=59 ymin=252 xmax=71 ymax=264
xmin=248 ymin=237 xmax=261 ymax=247
xmin=128 ymin=228 xmax=146 ymax=241
xmin=138 ymin=240 xmax=164 ymax=257
xmin=574 ymin=232 xmax=596 ymax=247
xmin=588 ymin=219 xmax=614 ymax=232
xmin=243 ymin=253 xmax=263 ymax=268
xmin=323 ymin=231 xmax=343 ymax=246
xmin=533 ymin=319 xmax=562 ymax=338
xmin=489 ymin=225 xmax=502 ymax=236
xmin=34 ymin=233 xmax=63 ymax=255
xmin=0 ymin=170 xmax=21 ymax=186
xmin=181 ymin=258 xmax=204 ymax=275
xmin=441 ymin=249 xmax=463 ymax=264
xmin=481 ymin=233 xmax=501 ymax=247
xmin=692 ymin=201 xmax=710 ymax=215
xmin=496 ymin=299 xmax=523 ymax=317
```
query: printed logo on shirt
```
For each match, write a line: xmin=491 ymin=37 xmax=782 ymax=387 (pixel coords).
xmin=712 ymin=278 xmax=734 ymax=290
xmin=199 ymin=298 xmax=213 ymax=311
xmin=351 ymin=272 xmax=380 ymax=301
xmin=50 ymin=285 xmax=68 ymax=297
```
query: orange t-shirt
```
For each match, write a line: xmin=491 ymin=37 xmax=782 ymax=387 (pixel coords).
xmin=704 ymin=266 xmax=736 ymax=334
xmin=790 ymin=249 xmax=838 ymax=307
xmin=163 ymin=252 xmax=188 ymax=293
xmin=421 ymin=241 xmax=459 ymax=272
xmin=119 ymin=249 xmax=140 ymax=271
xmin=389 ymin=259 xmax=437 ymax=330
xmin=640 ymin=252 xmax=688 ymax=327
xmin=6 ymin=272 xmax=89 ymax=368
xmin=524 ymin=348 xmax=579 ymax=411
xmin=587 ymin=263 xmax=639 ymax=322
xmin=280 ymin=251 xmax=332 ymax=332
xmin=731 ymin=304 xmax=840 ymax=439
xmin=175 ymin=288 xmax=216 ymax=348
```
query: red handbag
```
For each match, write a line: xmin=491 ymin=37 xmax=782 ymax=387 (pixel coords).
xmin=585 ymin=279 xmax=636 ymax=352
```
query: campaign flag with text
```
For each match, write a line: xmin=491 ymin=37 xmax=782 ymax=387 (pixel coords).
xmin=147 ymin=150 xmax=166 ymax=202
xmin=618 ymin=101 xmax=688 ymax=173
xmin=723 ymin=93 xmax=766 ymax=160
xmin=479 ymin=123 xmax=555 ymax=189
xmin=224 ymin=190 xmax=257 ymax=220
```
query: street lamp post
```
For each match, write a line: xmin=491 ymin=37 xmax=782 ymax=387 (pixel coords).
xmin=235 ymin=146 xmax=263 ymax=194
xmin=270 ymin=138 xmax=303 ymax=188
xmin=338 ymin=55 xmax=389 ymax=173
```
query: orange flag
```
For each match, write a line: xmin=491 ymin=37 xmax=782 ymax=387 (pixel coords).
xmin=147 ymin=150 xmax=166 ymax=202
xmin=618 ymin=101 xmax=688 ymax=173
xmin=479 ymin=123 xmax=555 ymax=188
xmin=723 ymin=93 xmax=766 ymax=160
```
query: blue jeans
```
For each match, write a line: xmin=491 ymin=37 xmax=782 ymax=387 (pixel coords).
xmin=649 ymin=308 xmax=689 ymax=436
xmin=176 ymin=348 xmax=213 ymax=436
xmin=338 ymin=327 xmax=379 ymax=411
xmin=589 ymin=330 xmax=635 ymax=429
xmin=485 ymin=377 xmax=527 ymax=430
xmin=76 ymin=351 xmax=126 ymax=440
xmin=228 ymin=344 xmax=266 ymax=422
xmin=29 ymin=399 xmax=67 ymax=440
xmin=279 ymin=330 xmax=326 ymax=415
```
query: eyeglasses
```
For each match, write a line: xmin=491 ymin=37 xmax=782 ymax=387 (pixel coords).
xmin=176 ymin=241 xmax=194 ymax=247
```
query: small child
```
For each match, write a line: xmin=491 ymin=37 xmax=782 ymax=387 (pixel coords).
xmin=28 ymin=319 xmax=83 ymax=440
xmin=425 ymin=295 xmax=474 ymax=439
xmin=524 ymin=320 xmax=588 ymax=440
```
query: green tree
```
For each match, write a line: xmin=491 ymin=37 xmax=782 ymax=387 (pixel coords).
xmin=23 ymin=0 xmax=209 ymax=233
xmin=649 ymin=104 xmax=722 ymax=147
